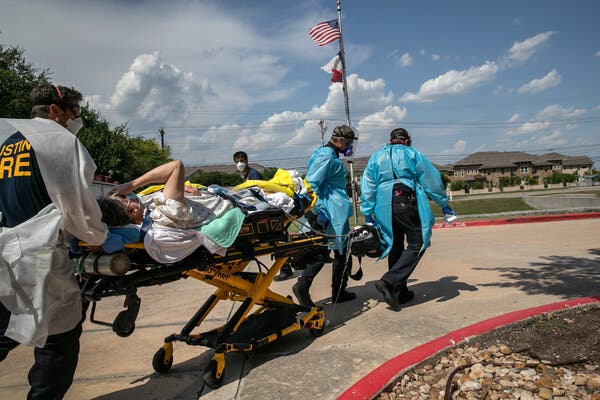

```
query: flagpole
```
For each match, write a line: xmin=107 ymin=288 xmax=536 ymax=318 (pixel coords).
xmin=336 ymin=0 xmax=359 ymax=224
xmin=337 ymin=0 xmax=351 ymax=126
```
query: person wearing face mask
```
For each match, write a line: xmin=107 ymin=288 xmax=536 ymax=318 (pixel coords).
xmin=233 ymin=151 xmax=263 ymax=181
xmin=360 ymin=128 xmax=455 ymax=311
xmin=0 ymin=83 xmax=123 ymax=399
xmin=292 ymin=125 xmax=357 ymax=307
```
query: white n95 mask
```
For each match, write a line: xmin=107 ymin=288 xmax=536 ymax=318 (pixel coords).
xmin=66 ymin=117 xmax=83 ymax=135
xmin=236 ymin=161 xmax=246 ymax=172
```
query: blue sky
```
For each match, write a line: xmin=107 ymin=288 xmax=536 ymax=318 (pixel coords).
xmin=1 ymin=0 xmax=599 ymax=169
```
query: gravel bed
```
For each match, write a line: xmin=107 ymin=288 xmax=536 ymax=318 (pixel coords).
xmin=376 ymin=304 xmax=600 ymax=400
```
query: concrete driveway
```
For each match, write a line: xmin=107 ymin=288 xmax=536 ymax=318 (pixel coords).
xmin=1 ymin=217 xmax=599 ymax=400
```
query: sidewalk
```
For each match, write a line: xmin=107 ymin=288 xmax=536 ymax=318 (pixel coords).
xmin=0 ymin=217 xmax=599 ymax=400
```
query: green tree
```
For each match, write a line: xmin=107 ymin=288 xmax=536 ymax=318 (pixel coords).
xmin=189 ymin=170 xmax=243 ymax=187
xmin=0 ymin=43 xmax=49 ymax=118
xmin=261 ymin=167 xmax=278 ymax=180
xmin=1 ymin=41 xmax=170 ymax=181
xmin=78 ymin=105 xmax=170 ymax=182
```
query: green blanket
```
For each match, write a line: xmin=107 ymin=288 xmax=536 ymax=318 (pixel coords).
xmin=198 ymin=208 xmax=245 ymax=248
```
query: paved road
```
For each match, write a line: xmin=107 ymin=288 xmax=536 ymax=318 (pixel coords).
xmin=1 ymin=218 xmax=599 ymax=400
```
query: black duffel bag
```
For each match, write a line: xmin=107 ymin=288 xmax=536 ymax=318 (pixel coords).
xmin=350 ymin=224 xmax=383 ymax=258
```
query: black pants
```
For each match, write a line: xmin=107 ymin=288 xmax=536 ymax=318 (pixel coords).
xmin=299 ymin=248 xmax=352 ymax=297
xmin=382 ymin=200 xmax=424 ymax=292
xmin=0 ymin=301 xmax=83 ymax=400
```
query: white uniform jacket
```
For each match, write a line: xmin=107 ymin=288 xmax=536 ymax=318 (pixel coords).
xmin=0 ymin=118 xmax=108 ymax=346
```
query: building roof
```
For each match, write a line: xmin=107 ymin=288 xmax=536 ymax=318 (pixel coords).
xmin=454 ymin=152 xmax=531 ymax=168
xmin=453 ymin=151 xmax=592 ymax=170
xmin=562 ymin=156 xmax=593 ymax=166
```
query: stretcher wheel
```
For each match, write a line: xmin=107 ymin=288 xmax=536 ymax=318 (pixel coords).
xmin=113 ymin=310 xmax=135 ymax=337
xmin=202 ymin=359 xmax=224 ymax=389
xmin=152 ymin=348 xmax=173 ymax=373
xmin=309 ymin=326 xmax=324 ymax=337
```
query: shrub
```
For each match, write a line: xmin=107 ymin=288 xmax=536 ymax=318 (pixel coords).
xmin=471 ymin=181 xmax=485 ymax=190
xmin=450 ymin=181 xmax=464 ymax=191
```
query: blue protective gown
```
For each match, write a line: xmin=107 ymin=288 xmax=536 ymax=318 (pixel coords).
xmin=360 ymin=144 xmax=448 ymax=258
xmin=305 ymin=145 xmax=353 ymax=252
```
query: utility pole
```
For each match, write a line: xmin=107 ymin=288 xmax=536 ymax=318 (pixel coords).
xmin=319 ymin=120 xmax=327 ymax=146
xmin=159 ymin=128 xmax=166 ymax=150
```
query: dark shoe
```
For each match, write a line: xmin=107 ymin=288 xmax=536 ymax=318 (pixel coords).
xmin=375 ymin=280 xmax=401 ymax=310
xmin=397 ymin=289 xmax=415 ymax=304
xmin=331 ymin=290 xmax=357 ymax=303
xmin=274 ymin=265 xmax=294 ymax=282
xmin=292 ymin=281 xmax=315 ymax=307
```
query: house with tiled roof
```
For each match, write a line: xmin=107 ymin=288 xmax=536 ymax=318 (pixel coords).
xmin=450 ymin=151 xmax=593 ymax=184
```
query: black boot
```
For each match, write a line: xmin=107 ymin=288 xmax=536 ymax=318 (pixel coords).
xmin=375 ymin=279 xmax=401 ymax=310
xmin=292 ymin=278 xmax=315 ymax=307
xmin=274 ymin=263 xmax=294 ymax=281
xmin=331 ymin=289 xmax=357 ymax=303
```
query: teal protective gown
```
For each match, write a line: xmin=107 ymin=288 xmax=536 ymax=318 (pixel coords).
xmin=360 ymin=144 xmax=448 ymax=258
xmin=306 ymin=146 xmax=353 ymax=252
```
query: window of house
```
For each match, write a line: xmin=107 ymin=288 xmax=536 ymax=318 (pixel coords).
xmin=461 ymin=169 xmax=464 ymax=177
xmin=552 ymin=163 xmax=560 ymax=170
xmin=520 ymin=166 xmax=528 ymax=173
xmin=467 ymin=168 xmax=477 ymax=174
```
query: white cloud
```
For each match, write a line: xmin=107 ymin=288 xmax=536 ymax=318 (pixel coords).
xmin=535 ymin=104 xmax=586 ymax=120
xmin=98 ymin=52 xmax=212 ymax=122
xmin=507 ymin=121 xmax=552 ymax=136
xmin=595 ymin=50 xmax=600 ymax=57
xmin=356 ymin=106 xmax=408 ymax=154
xmin=399 ymin=53 xmax=413 ymax=67
xmin=508 ymin=113 xmax=520 ymax=122
xmin=516 ymin=129 xmax=567 ymax=148
xmin=504 ymin=104 xmax=586 ymax=137
xmin=419 ymin=49 xmax=426 ymax=56
xmin=593 ymin=105 xmax=600 ymax=111
xmin=431 ymin=54 xmax=441 ymax=61
xmin=441 ymin=140 xmax=466 ymax=155
xmin=503 ymin=31 xmax=556 ymax=67
xmin=170 ymin=73 xmax=401 ymax=165
xmin=399 ymin=61 xmax=498 ymax=102
xmin=517 ymin=69 xmax=561 ymax=94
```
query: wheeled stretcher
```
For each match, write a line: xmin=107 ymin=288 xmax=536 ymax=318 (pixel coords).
xmin=76 ymin=205 xmax=327 ymax=388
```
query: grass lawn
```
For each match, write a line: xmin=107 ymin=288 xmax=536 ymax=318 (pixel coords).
xmin=431 ymin=197 xmax=534 ymax=217
xmin=288 ymin=197 xmax=536 ymax=232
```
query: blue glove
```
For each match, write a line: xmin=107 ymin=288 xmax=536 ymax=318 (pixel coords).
xmin=365 ymin=215 xmax=375 ymax=225
xmin=441 ymin=206 xmax=455 ymax=216
xmin=102 ymin=232 xmax=125 ymax=254
xmin=68 ymin=237 xmax=84 ymax=255
xmin=315 ymin=209 xmax=329 ymax=226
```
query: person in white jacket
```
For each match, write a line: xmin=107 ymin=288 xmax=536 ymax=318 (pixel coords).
xmin=0 ymin=84 xmax=123 ymax=399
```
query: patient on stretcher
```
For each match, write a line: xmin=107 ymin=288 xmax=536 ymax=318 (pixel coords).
xmin=96 ymin=160 xmax=310 ymax=264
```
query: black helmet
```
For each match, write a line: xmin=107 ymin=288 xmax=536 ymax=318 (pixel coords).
xmin=332 ymin=125 xmax=357 ymax=141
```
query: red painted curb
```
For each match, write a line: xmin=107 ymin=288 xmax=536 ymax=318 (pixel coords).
xmin=338 ymin=295 xmax=600 ymax=400
xmin=433 ymin=212 xmax=600 ymax=229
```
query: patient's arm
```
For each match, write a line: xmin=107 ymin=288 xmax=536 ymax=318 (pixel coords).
xmin=110 ymin=160 xmax=186 ymax=202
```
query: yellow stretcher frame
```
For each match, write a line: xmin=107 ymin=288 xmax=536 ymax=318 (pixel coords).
xmin=79 ymin=233 xmax=327 ymax=389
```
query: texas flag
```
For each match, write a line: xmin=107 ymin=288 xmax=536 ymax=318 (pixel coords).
xmin=321 ymin=54 xmax=343 ymax=83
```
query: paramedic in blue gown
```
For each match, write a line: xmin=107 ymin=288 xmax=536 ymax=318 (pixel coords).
xmin=360 ymin=128 xmax=455 ymax=310
xmin=292 ymin=125 xmax=357 ymax=307
xmin=0 ymin=84 xmax=124 ymax=399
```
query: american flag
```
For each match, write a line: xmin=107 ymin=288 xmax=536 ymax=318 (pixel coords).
xmin=308 ymin=19 xmax=341 ymax=46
